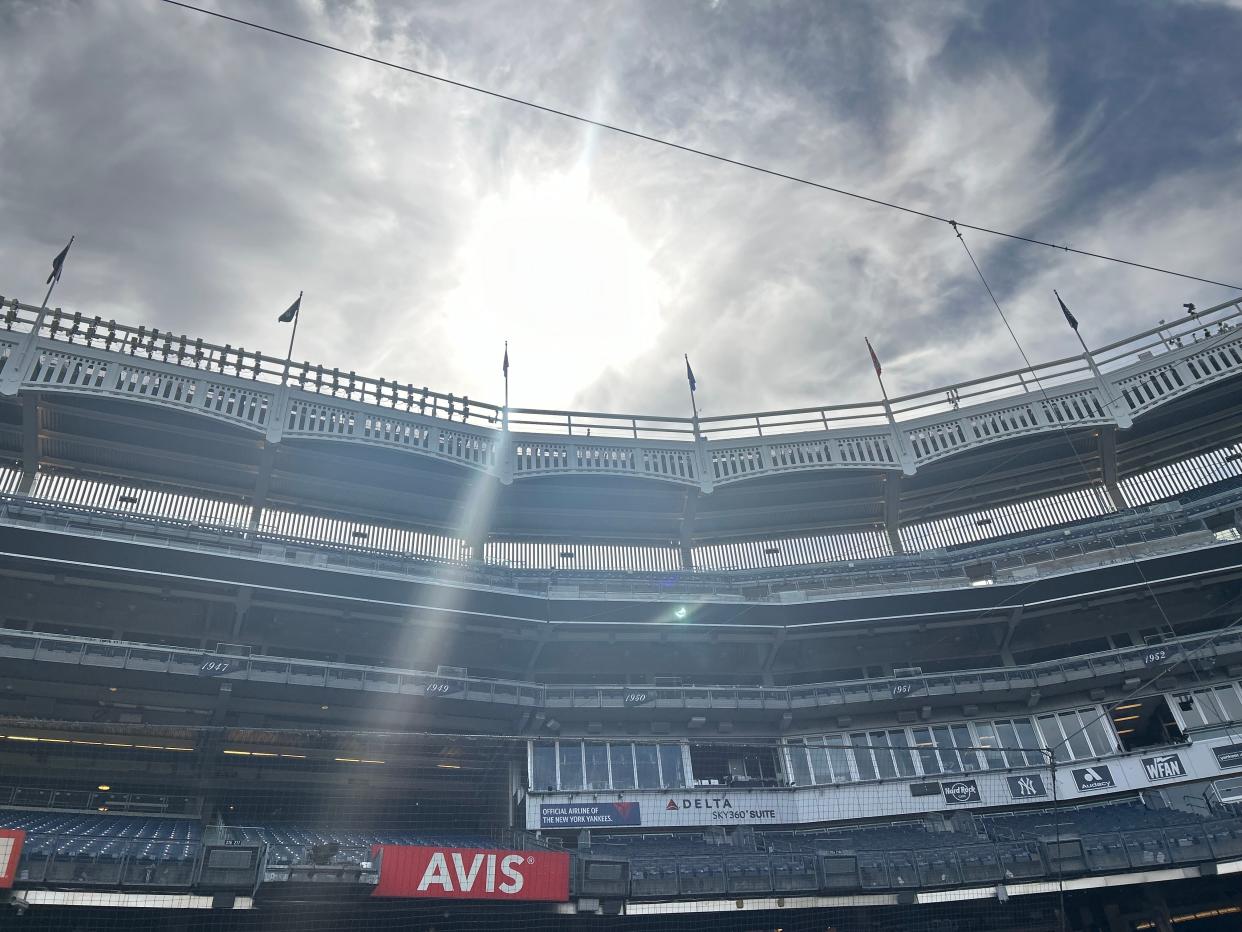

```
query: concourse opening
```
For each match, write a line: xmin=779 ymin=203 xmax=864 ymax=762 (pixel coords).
xmin=1110 ymin=695 xmax=1185 ymax=752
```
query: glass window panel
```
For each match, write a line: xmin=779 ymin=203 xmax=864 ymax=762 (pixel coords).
xmin=787 ymin=743 xmax=812 ymax=787
xmin=889 ymin=730 xmax=917 ymax=777
xmin=807 ymin=742 xmax=832 ymax=785
xmin=850 ymin=733 xmax=877 ymax=781
xmin=869 ymin=731 xmax=897 ymax=779
xmin=1196 ymin=689 xmax=1224 ymax=725
xmin=609 ymin=743 xmax=635 ymax=790
xmin=1012 ymin=718 xmax=1044 ymax=767
xmin=1036 ymin=715 xmax=1066 ymax=761
xmin=826 ymin=735 xmax=853 ymax=783
xmin=635 ymin=744 xmax=661 ymax=788
xmin=932 ymin=726 xmax=962 ymax=773
xmin=1179 ymin=699 xmax=1206 ymax=730
xmin=1059 ymin=711 xmax=1092 ymax=760
xmin=558 ymin=741 xmax=584 ymax=790
xmin=584 ymin=743 xmax=610 ymax=790
xmin=911 ymin=727 xmax=940 ymax=775
xmin=1081 ymin=712 xmax=1114 ymax=757
xmin=533 ymin=742 xmax=557 ymax=791
xmin=659 ymin=744 xmax=685 ymax=789
xmin=974 ymin=723 xmax=1006 ymax=770
xmin=951 ymin=724 xmax=981 ymax=772
xmin=1212 ymin=686 xmax=1242 ymax=723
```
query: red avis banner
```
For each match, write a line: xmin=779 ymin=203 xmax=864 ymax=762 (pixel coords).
xmin=371 ymin=845 xmax=570 ymax=901
xmin=0 ymin=829 xmax=24 ymax=889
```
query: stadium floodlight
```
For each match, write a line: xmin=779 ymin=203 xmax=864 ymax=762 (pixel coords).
xmin=97 ymin=784 xmax=110 ymax=791
xmin=673 ymin=606 xmax=687 ymax=619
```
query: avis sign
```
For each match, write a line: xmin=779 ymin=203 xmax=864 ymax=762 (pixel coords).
xmin=372 ymin=846 xmax=569 ymax=901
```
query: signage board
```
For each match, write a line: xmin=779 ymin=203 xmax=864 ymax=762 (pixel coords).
xmin=1213 ymin=744 xmax=1242 ymax=770
xmin=1072 ymin=765 xmax=1116 ymax=792
xmin=661 ymin=793 xmax=786 ymax=824
xmin=1006 ymin=773 xmax=1048 ymax=800
xmin=622 ymin=691 xmax=654 ymax=708
xmin=0 ymin=829 xmax=24 ymax=889
xmin=1141 ymin=753 xmax=1186 ymax=782
xmin=539 ymin=802 xmax=640 ymax=828
xmin=940 ymin=779 xmax=980 ymax=804
xmin=372 ymin=846 xmax=569 ymax=901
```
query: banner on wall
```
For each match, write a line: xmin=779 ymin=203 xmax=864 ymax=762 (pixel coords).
xmin=371 ymin=846 xmax=569 ymax=901
xmin=540 ymin=802 xmax=641 ymax=828
xmin=1006 ymin=773 xmax=1048 ymax=799
xmin=941 ymin=780 xmax=981 ymax=804
xmin=532 ymin=791 xmax=798 ymax=828
xmin=1072 ymin=765 xmax=1116 ymax=791
xmin=1213 ymin=744 xmax=1242 ymax=770
xmin=1141 ymin=753 xmax=1186 ymax=781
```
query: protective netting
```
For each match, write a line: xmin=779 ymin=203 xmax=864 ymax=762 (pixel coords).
xmin=0 ymin=722 xmax=1238 ymax=930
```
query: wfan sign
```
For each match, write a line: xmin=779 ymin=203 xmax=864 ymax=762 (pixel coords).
xmin=1141 ymin=753 xmax=1186 ymax=782
xmin=371 ymin=846 xmax=569 ymax=901
xmin=0 ymin=829 xmax=24 ymax=888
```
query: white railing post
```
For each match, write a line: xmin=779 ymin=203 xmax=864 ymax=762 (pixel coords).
xmin=1083 ymin=353 xmax=1133 ymax=429
xmin=882 ymin=400 xmax=917 ymax=476
xmin=266 ymin=384 xmax=290 ymax=444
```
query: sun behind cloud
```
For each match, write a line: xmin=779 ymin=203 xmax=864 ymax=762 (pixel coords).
xmin=440 ymin=165 xmax=666 ymax=410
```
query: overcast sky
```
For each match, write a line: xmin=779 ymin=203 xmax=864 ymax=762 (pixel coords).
xmin=2 ymin=0 xmax=1241 ymax=417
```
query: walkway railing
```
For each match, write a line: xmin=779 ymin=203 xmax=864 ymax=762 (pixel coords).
xmin=2 ymin=292 xmax=1241 ymax=488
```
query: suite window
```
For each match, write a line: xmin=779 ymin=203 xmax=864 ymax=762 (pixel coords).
xmin=849 ymin=733 xmax=878 ymax=781
xmin=1177 ymin=684 xmax=1242 ymax=729
xmin=635 ymin=744 xmax=662 ymax=789
xmin=977 ymin=718 xmax=1044 ymax=768
xmin=786 ymin=741 xmax=813 ymax=786
xmin=609 ymin=743 xmax=636 ymax=789
xmin=659 ymin=744 xmax=686 ymax=789
xmin=786 ymin=735 xmax=853 ymax=785
xmin=584 ymin=742 xmax=610 ymax=790
xmin=1036 ymin=709 xmax=1112 ymax=762
xmin=532 ymin=741 xmax=557 ymax=791
xmin=824 ymin=736 xmax=853 ymax=782
xmin=558 ymin=742 xmax=584 ymax=790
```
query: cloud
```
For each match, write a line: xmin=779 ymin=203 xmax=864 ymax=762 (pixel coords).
xmin=1 ymin=0 xmax=1239 ymax=420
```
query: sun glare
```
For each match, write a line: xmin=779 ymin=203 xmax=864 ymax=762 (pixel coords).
xmin=442 ymin=168 xmax=664 ymax=409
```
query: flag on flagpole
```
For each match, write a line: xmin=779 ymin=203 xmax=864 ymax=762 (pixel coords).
xmin=502 ymin=342 xmax=509 ymax=378
xmin=1054 ymin=290 xmax=1078 ymax=331
xmin=865 ymin=337 xmax=882 ymax=377
xmin=47 ymin=236 xmax=74 ymax=285
xmin=278 ymin=292 xmax=302 ymax=323
xmin=685 ymin=354 xmax=697 ymax=392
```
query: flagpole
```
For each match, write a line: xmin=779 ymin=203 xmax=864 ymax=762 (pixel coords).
xmin=1054 ymin=290 xmax=1132 ymax=428
xmin=866 ymin=337 xmax=915 ymax=475
xmin=1 ymin=237 xmax=73 ymax=398
xmin=684 ymin=354 xmax=700 ymax=423
xmin=281 ymin=291 xmax=303 ymax=385
xmin=502 ymin=340 xmax=509 ymax=431
xmin=285 ymin=292 xmax=303 ymax=361
xmin=30 ymin=235 xmax=74 ymax=339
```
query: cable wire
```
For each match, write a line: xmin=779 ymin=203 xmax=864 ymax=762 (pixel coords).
xmin=160 ymin=0 xmax=1242 ymax=291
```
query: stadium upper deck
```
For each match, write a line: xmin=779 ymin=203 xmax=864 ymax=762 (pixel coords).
xmin=1 ymin=292 xmax=1242 ymax=574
